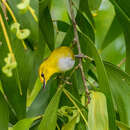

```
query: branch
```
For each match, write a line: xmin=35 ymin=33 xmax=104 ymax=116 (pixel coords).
xmin=75 ymin=54 xmax=94 ymax=61
xmin=68 ymin=0 xmax=90 ymax=104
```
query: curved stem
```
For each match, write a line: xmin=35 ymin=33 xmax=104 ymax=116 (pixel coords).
xmin=28 ymin=6 xmax=38 ymax=22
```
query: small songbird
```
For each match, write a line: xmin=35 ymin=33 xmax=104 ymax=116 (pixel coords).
xmin=39 ymin=46 xmax=75 ymax=88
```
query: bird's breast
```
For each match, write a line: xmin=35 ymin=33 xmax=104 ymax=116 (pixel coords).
xmin=58 ymin=57 xmax=75 ymax=72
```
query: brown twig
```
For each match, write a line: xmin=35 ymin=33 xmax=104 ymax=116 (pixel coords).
xmin=68 ymin=0 xmax=90 ymax=104
xmin=75 ymin=54 xmax=94 ymax=61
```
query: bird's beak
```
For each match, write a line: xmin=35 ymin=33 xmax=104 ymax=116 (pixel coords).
xmin=43 ymin=79 xmax=46 ymax=88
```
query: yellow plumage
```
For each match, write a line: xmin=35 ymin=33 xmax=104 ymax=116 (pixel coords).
xmin=39 ymin=46 xmax=75 ymax=86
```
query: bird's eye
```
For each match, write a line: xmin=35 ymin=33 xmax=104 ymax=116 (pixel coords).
xmin=41 ymin=73 xmax=44 ymax=78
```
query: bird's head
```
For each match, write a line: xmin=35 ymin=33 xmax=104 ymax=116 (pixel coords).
xmin=39 ymin=46 xmax=75 ymax=88
xmin=39 ymin=60 xmax=57 ymax=88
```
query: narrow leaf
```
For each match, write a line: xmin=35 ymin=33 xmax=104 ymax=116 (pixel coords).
xmin=76 ymin=11 xmax=95 ymax=42
xmin=104 ymin=62 xmax=130 ymax=126
xmin=101 ymin=18 xmax=122 ymax=50
xmin=88 ymin=0 xmax=102 ymax=10
xmin=79 ymin=33 xmax=116 ymax=129
xmin=88 ymin=91 xmax=109 ymax=130
xmin=38 ymin=86 xmax=63 ymax=130
xmin=40 ymin=7 xmax=54 ymax=51
xmin=12 ymin=117 xmax=38 ymax=130
xmin=79 ymin=0 xmax=94 ymax=26
xmin=109 ymin=0 xmax=130 ymax=74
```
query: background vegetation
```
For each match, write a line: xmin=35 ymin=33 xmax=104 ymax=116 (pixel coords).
xmin=0 ymin=0 xmax=130 ymax=130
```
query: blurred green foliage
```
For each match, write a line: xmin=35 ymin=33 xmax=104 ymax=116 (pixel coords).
xmin=0 ymin=0 xmax=130 ymax=130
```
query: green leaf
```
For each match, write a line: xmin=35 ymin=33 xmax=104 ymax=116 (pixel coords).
xmin=109 ymin=0 xmax=130 ymax=74
xmin=88 ymin=0 xmax=102 ymax=11
xmin=101 ymin=17 xmax=123 ymax=50
xmin=27 ymin=78 xmax=41 ymax=107
xmin=104 ymin=62 xmax=130 ymax=126
xmin=27 ymin=77 xmax=58 ymax=117
xmin=39 ymin=0 xmax=51 ymax=13
xmin=124 ymin=30 xmax=130 ymax=75
xmin=40 ymin=7 xmax=54 ymax=51
xmin=0 ymin=92 xmax=9 ymax=130
xmin=12 ymin=117 xmax=39 ymax=130
xmin=57 ymin=20 xmax=70 ymax=32
xmin=109 ymin=0 xmax=130 ymax=21
xmin=79 ymin=32 xmax=116 ymax=129
xmin=101 ymin=33 xmax=125 ymax=65
xmin=61 ymin=25 xmax=74 ymax=46
xmin=76 ymin=11 xmax=95 ymax=42
xmin=88 ymin=91 xmax=109 ymax=130
xmin=62 ymin=115 xmax=78 ymax=130
xmin=94 ymin=0 xmax=115 ymax=49
xmin=116 ymin=120 xmax=130 ymax=130
xmin=79 ymin=0 xmax=94 ymax=26
xmin=38 ymin=86 xmax=63 ymax=130
xmin=71 ymin=72 xmax=81 ymax=100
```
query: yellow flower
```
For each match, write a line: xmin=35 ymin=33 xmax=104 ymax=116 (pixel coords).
xmin=39 ymin=46 xmax=75 ymax=87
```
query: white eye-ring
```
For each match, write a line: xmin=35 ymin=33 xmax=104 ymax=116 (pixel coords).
xmin=58 ymin=57 xmax=75 ymax=71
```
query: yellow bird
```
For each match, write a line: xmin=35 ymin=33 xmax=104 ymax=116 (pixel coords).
xmin=39 ymin=46 xmax=75 ymax=87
